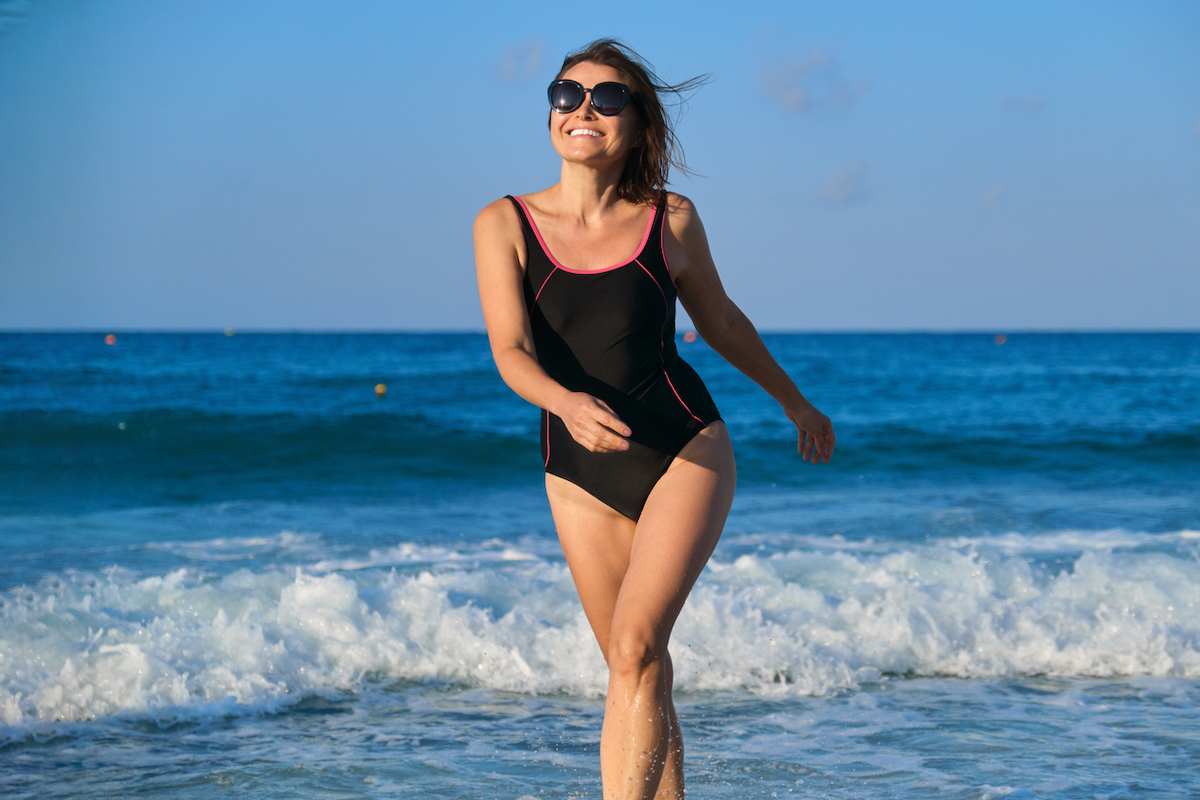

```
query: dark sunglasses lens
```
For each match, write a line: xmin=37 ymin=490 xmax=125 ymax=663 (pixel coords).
xmin=549 ymin=81 xmax=584 ymax=113
xmin=591 ymin=83 xmax=628 ymax=115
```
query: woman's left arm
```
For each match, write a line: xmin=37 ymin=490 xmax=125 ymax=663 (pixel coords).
xmin=666 ymin=194 xmax=834 ymax=464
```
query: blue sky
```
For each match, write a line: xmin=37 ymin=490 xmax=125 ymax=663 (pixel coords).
xmin=1 ymin=0 xmax=1197 ymax=330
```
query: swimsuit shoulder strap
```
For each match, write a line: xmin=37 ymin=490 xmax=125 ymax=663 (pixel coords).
xmin=650 ymin=191 xmax=677 ymax=283
xmin=505 ymin=194 xmax=553 ymax=263
xmin=505 ymin=195 xmax=533 ymax=233
xmin=505 ymin=196 xmax=557 ymax=307
xmin=652 ymin=191 xmax=668 ymax=241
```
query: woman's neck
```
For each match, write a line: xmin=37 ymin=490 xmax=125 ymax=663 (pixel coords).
xmin=554 ymin=160 xmax=629 ymax=220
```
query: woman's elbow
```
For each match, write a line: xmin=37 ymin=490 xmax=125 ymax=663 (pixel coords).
xmin=492 ymin=342 xmax=534 ymax=376
xmin=694 ymin=305 xmax=742 ymax=349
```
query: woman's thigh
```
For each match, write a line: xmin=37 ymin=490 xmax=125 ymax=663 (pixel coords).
xmin=546 ymin=473 xmax=637 ymax=658
xmin=547 ymin=422 xmax=736 ymax=658
xmin=610 ymin=423 xmax=736 ymax=651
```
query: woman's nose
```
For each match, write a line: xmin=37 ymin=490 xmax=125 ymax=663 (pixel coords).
xmin=575 ymin=89 xmax=598 ymax=118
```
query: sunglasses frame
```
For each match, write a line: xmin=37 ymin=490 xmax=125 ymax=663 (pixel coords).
xmin=547 ymin=79 xmax=632 ymax=117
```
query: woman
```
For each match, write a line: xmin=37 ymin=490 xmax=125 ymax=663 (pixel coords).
xmin=473 ymin=39 xmax=834 ymax=799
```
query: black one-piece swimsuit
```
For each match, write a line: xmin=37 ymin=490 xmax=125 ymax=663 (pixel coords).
xmin=507 ymin=194 xmax=722 ymax=521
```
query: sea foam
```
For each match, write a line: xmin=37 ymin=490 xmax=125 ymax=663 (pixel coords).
xmin=1 ymin=531 xmax=1198 ymax=736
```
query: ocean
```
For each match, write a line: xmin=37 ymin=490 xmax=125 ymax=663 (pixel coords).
xmin=1 ymin=331 xmax=1198 ymax=798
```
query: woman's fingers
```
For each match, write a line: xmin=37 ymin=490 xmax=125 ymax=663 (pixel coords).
xmin=822 ymin=426 xmax=836 ymax=461
xmin=578 ymin=397 xmax=630 ymax=452
xmin=794 ymin=411 xmax=834 ymax=464
xmin=799 ymin=431 xmax=822 ymax=463
xmin=582 ymin=418 xmax=630 ymax=452
xmin=808 ymin=423 xmax=834 ymax=463
xmin=593 ymin=399 xmax=632 ymax=439
xmin=557 ymin=394 xmax=631 ymax=453
xmin=803 ymin=432 xmax=820 ymax=463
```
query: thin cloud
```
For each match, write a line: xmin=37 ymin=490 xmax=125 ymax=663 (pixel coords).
xmin=497 ymin=38 xmax=546 ymax=84
xmin=760 ymin=50 xmax=870 ymax=113
xmin=0 ymin=0 xmax=30 ymax=35
xmin=999 ymin=94 xmax=1046 ymax=112
xmin=819 ymin=162 xmax=867 ymax=204
xmin=983 ymin=184 xmax=1006 ymax=209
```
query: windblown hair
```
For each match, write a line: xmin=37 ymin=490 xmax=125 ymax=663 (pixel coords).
xmin=554 ymin=39 xmax=707 ymax=206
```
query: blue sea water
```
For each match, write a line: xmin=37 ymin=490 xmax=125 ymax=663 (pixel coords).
xmin=1 ymin=331 xmax=1198 ymax=798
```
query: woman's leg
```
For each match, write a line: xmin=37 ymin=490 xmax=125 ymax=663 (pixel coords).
xmin=551 ymin=473 xmax=692 ymax=795
xmin=601 ymin=423 xmax=735 ymax=799
xmin=548 ymin=422 xmax=736 ymax=800
xmin=547 ymin=484 xmax=692 ymax=800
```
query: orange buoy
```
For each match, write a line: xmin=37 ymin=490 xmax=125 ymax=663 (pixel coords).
xmin=104 ymin=334 xmax=116 ymax=345
xmin=994 ymin=334 xmax=1007 ymax=345
xmin=682 ymin=331 xmax=697 ymax=343
xmin=374 ymin=383 xmax=387 ymax=397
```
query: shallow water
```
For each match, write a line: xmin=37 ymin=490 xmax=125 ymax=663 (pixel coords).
xmin=6 ymin=678 xmax=1198 ymax=798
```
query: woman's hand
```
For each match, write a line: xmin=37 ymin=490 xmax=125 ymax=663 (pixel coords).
xmin=787 ymin=402 xmax=835 ymax=464
xmin=552 ymin=392 xmax=632 ymax=453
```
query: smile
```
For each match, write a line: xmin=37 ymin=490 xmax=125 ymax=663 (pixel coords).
xmin=569 ymin=129 xmax=602 ymax=138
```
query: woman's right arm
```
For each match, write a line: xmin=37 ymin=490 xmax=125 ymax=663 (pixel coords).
xmin=473 ymin=199 xmax=631 ymax=453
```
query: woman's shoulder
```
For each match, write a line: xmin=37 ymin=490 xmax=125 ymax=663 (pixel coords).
xmin=473 ymin=195 xmax=525 ymax=240
xmin=476 ymin=195 xmax=519 ymax=221
xmin=476 ymin=187 xmax=559 ymax=228
xmin=663 ymin=191 xmax=697 ymax=214
xmin=473 ymin=197 xmax=530 ymax=275
xmin=662 ymin=192 xmax=704 ymax=241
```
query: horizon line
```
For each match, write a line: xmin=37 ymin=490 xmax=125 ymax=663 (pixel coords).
xmin=2 ymin=327 xmax=1198 ymax=335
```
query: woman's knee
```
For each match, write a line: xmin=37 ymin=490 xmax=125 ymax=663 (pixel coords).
xmin=607 ymin=626 xmax=665 ymax=681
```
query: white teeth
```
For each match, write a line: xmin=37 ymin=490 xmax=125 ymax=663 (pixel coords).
xmin=569 ymin=129 xmax=602 ymax=137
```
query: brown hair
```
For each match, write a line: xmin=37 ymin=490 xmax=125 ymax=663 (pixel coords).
xmin=554 ymin=39 xmax=707 ymax=205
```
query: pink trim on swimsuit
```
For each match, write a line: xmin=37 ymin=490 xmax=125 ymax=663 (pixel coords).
xmin=532 ymin=268 xmax=558 ymax=307
xmin=635 ymin=257 xmax=704 ymax=425
xmin=512 ymin=195 xmax=656 ymax=275
xmin=661 ymin=369 xmax=703 ymax=424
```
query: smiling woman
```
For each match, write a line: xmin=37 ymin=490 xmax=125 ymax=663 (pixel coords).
xmin=473 ymin=39 xmax=835 ymax=799
xmin=546 ymin=41 xmax=704 ymax=207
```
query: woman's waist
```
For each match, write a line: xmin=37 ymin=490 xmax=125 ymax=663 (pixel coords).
xmin=547 ymin=355 xmax=684 ymax=398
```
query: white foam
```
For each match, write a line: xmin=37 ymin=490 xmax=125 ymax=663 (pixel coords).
xmin=311 ymin=538 xmax=551 ymax=573
xmin=943 ymin=528 xmax=1200 ymax=554
xmin=685 ymin=543 xmax=1200 ymax=693
xmin=147 ymin=530 xmax=324 ymax=561
xmin=2 ymin=531 xmax=1198 ymax=734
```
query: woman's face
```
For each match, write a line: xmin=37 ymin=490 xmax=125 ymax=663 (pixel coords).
xmin=549 ymin=61 xmax=640 ymax=170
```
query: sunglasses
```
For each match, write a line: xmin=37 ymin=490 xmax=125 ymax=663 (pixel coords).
xmin=548 ymin=79 xmax=631 ymax=116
